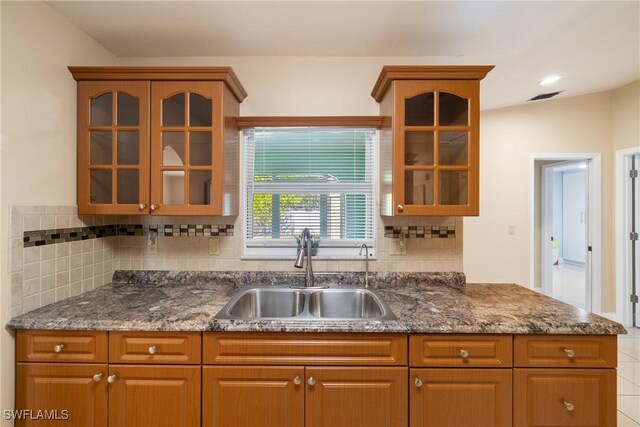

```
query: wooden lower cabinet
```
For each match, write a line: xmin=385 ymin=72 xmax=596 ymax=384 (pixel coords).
xmin=409 ymin=368 xmax=512 ymax=427
xmin=108 ymin=365 xmax=200 ymax=427
xmin=306 ymin=367 xmax=408 ymax=427
xmin=15 ymin=363 xmax=108 ymax=427
xmin=513 ymin=368 xmax=616 ymax=427
xmin=202 ymin=366 xmax=304 ymax=427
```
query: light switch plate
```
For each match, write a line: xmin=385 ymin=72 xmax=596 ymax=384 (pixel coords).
xmin=209 ymin=237 xmax=220 ymax=255
xmin=389 ymin=238 xmax=407 ymax=256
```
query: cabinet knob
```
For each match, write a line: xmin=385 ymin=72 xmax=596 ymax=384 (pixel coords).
xmin=563 ymin=401 xmax=575 ymax=412
xmin=93 ymin=373 xmax=103 ymax=382
xmin=150 ymin=204 xmax=159 ymax=212
xmin=138 ymin=204 xmax=147 ymax=211
xmin=293 ymin=376 xmax=302 ymax=385
xmin=148 ymin=345 xmax=157 ymax=355
xmin=564 ymin=348 xmax=575 ymax=358
xmin=460 ymin=349 xmax=469 ymax=359
xmin=107 ymin=375 xmax=117 ymax=384
xmin=414 ymin=377 xmax=423 ymax=388
xmin=396 ymin=204 xmax=404 ymax=213
xmin=308 ymin=377 xmax=315 ymax=386
xmin=53 ymin=344 xmax=64 ymax=353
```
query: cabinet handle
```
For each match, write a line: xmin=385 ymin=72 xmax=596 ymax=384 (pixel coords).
xmin=308 ymin=377 xmax=315 ymax=386
xmin=396 ymin=204 xmax=404 ymax=213
xmin=414 ymin=378 xmax=423 ymax=388
xmin=138 ymin=204 xmax=147 ymax=211
xmin=53 ymin=344 xmax=64 ymax=353
xmin=293 ymin=376 xmax=302 ymax=385
xmin=93 ymin=373 xmax=103 ymax=382
xmin=563 ymin=401 xmax=575 ymax=412
xmin=564 ymin=348 xmax=575 ymax=358
xmin=107 ymin=375 xmax=117 ymax=384
xmin=460 ymin=349 xmax=469 ymax=359
xmin=150 ymin=204 xmax=159 ymax=212
xmin=148 ymin=345 xmax=157 ymax=355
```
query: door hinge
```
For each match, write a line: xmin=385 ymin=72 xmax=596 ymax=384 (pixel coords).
xmin=631 ymin=294 xmax=639 ymax=304
xmin=631 ymin=169 xmax=639 ymax=179
xmin=588 ymin=246 xmax=593 ymax=252
xmin=631 ymin=232 xmax=639 ymax=241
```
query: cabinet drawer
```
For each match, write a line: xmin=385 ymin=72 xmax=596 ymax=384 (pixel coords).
xmin=514 ymin=368 xmax=616 ymax=427
xmin=16 ymin=330 xmax=108 ymax=363
xmin=514 ymin=335 xmax=616 ymax=368
xmin=204 ymin=333 xmax=407 ymax=365
xmin=109 ymin=332 xmax=201 ymax=364
xmin=410 ymin=334 xmax=512 ymax=367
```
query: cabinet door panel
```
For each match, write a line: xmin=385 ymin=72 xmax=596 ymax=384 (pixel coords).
xmin=108 ymin=365 xmax=200 ymax=427
xmin=202 ymin=366 xmax=304 ymax=427
xmin=513 ymin=368 xmax=616 ymax=427
xmin=16 ymin=363 xmax=107 ymax=427
xmin=410 ymin=368 xmax=512 ymax=427
xmin=306 ymin=367 xmax=407 ymax=427
xmin=77 ymin=81 xmax=150 ymax=215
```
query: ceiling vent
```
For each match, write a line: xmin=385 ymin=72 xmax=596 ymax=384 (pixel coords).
xmin=528 ymin=91 xmax=564 ymax=101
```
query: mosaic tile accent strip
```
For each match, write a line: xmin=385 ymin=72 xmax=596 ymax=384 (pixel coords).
xmin=384 ymin=225 xmax=455 ymax=238
xmin=24 ymin=224 xmax=234 ymax=247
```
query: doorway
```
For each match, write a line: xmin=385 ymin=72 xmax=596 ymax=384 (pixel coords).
xmin=616 ymin=148 xmax=640 ymax=327
xmin=531 ymin=154 xmax=601 ymax=314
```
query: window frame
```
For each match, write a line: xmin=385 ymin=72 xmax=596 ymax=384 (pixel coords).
xmin=241 ymin=126 xmax=378 ymax=260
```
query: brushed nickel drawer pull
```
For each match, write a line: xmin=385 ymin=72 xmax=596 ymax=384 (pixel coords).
xmin=564 ymin=348 xmax=575 ymax=358
xmin=53 ymin=344 xmax=64 ymax=353
xmin=460 ymin=349 xmax=469 ymax=359
xmin=107 ymin=375 xmax=117 ymax=384
xmin=308 ymin=376 xmax=315 ymax=386
xmin=563 ymin=401 xmax=575 ymax=411
xmin=293 ymin=376 xmax=302 ymax=385
xmin=148 ymin=345 xmax=157 ymax=355
xmin=93 ymin=373 xmax=103 ymax=382
xmin=414 ymin=378 xmax=423 ymax=388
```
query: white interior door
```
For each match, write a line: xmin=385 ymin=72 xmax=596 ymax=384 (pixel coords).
xmin=562 ymin=170 xmax=587 ymax=264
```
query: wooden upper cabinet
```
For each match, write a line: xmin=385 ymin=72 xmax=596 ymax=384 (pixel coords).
xmin=70 ymin=67 xmax=246 ymax=216
xmin=372 ymin=65 xmax=493 ymax=216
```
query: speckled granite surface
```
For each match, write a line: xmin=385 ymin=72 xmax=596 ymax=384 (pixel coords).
xmin=6 ymin=271 xmax=626 ymax=334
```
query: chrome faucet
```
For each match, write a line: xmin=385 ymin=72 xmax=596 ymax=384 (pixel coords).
xmin=294 ymin=228 xmax=315 ymax=287
xmin=359 ymin=243 xmax=370 ymax=288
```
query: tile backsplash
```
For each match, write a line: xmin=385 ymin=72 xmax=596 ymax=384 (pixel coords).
xmin=10 ymin=205 xmax=462 ymax=316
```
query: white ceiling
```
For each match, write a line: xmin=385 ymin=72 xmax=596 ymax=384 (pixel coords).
xmin=47 ymin=1 xmax=640 ymax=110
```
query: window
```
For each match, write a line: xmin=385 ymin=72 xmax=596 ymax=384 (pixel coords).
xmin=244 ymin=127 xmax=376 ymax=258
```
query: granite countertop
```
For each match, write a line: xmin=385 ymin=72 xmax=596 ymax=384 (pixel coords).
xmin=6 ymin=271 xmax=626 ymax=335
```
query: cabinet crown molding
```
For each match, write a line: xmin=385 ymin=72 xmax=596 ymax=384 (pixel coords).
xmin=68 ymin=66 xmax=247 ymax=102
xmin=371 ymin=65 xmax=494 ymax=102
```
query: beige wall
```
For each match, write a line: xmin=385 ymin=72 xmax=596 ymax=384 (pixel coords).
xmin=0 ymin=2 xmax=116 ymax=423
xmin=464 ymin=83 xmax=640 ymax=313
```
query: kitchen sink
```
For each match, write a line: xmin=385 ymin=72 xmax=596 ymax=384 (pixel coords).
xmin=215 ymin=286 xmax=396 ymax=321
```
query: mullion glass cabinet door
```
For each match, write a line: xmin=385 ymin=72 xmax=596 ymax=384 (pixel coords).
xmin=77 ymin=81 xmax=150 ymax=215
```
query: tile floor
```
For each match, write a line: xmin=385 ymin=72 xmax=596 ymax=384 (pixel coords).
xmin=618 ymin=327 xmax=640 ymax=426
xmin=551 ymin=263 xmax=586 ymax=309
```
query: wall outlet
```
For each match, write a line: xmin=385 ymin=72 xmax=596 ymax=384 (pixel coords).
xmin=389 ymin=238 xmax=407 ymax=256
xmin=209 ymin=237 xmax=220 ymax=256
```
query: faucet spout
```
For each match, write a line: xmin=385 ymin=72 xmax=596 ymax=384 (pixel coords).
xmin=294 ymin=228 xmax=315 ymax=287
xmin=359 ymin=243 xmax=370 ymax=288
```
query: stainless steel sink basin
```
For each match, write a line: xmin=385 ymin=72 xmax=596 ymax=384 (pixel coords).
xmin=215 ymin=286 xmax=396 ymax=321
xmin=308 ymin=289 xmax=385 ymax=319
xmin=227 ymin=289 xmax=305 ymax=318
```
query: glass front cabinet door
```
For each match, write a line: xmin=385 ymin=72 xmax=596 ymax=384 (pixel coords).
xmin=71 ymin=67 xmax=246 ymax=216
xmin=373 ymin=66 xmax=493 ymax=216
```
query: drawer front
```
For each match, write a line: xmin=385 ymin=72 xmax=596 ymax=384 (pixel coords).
xmin=410 ymin=335 xmax=512 ymax=367
xmin=16 ymin=330 xmax=108 ymax=363
xmin=204 ymin=333 xmax=408 ymax=366
xmin=109 ymin=332 xmax=201 ymax=364
xmin=514 ymin=368 xmax=616 ymax=427
xmin=514 ymin=335 xmax=616 ymax=368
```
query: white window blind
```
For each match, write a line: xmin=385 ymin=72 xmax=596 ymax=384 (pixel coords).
xmin=244 ymin=127 xmax=376 ymax=258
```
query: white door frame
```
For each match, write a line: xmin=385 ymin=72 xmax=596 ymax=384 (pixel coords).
xmin=530 ymin=153 xmax=602 ymax=313
xmin=615 ymin=146 xmax=640 ymax=326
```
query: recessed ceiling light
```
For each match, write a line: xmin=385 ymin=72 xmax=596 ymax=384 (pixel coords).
xmin=539 ymin=75 xmax=561 ymax=86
